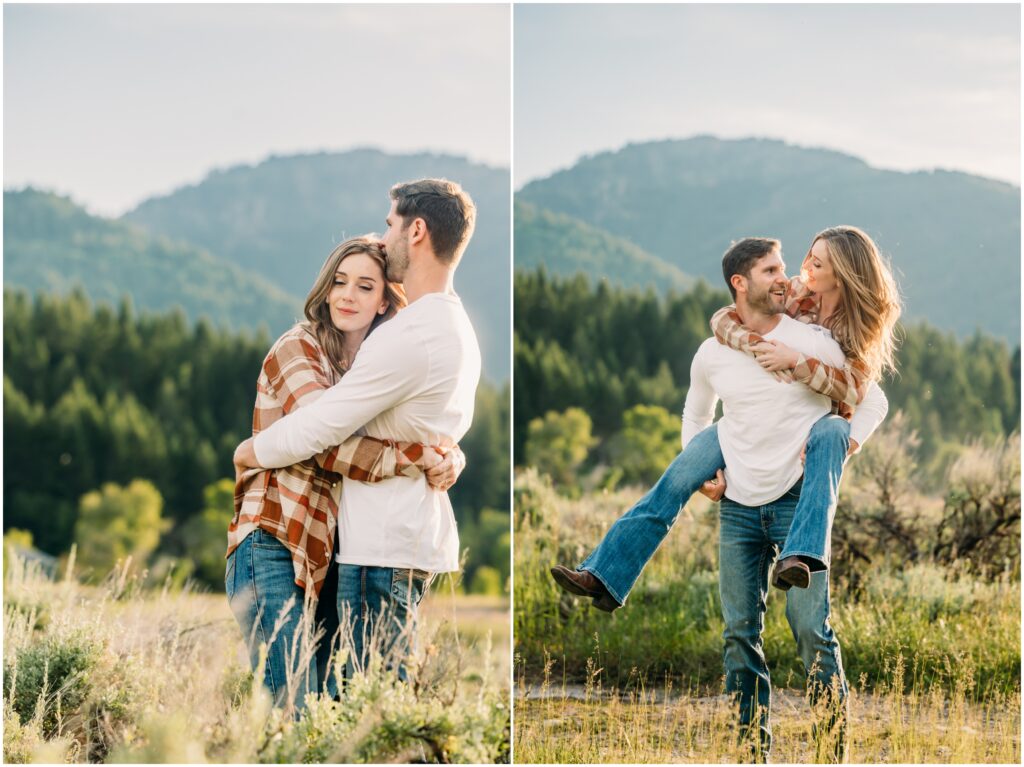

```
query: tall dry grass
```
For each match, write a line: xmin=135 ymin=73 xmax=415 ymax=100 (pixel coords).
xmin=2 ymin=550 xmax=510 ymax=763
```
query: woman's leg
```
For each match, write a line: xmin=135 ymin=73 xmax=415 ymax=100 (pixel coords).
xmin=777 ymin=415 xmax=851 ymax=574
xmin=578 ymin=423 xmax=725 ymax=606
xmin=226 ymin=530 xmax=318 ymax=711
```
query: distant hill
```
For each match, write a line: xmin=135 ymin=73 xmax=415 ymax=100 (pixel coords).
xmin=124 ymin=149 xmax=510 ymax=380
xmin=514 ymin=200 xmax=693 ymax=293
xmin=3 ymin=189 xmax=301 ymax=332
xmin=517 ymin=136 xmax=1021 ymax=342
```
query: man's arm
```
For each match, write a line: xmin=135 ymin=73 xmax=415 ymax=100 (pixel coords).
xmin=254 ymin=328 xmax=438 ymax=482
xmin=248 ymin=327 xmax=429 ymax=469
xmin=680 ymin=345 xmax=718 ymax=450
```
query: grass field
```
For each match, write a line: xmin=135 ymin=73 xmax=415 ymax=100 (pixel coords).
xmin=514 ymin=686 xmax=1020 ymax=763
xmin=3 ymin=552 xmax=510 ymax=764
xmin=513 ymin=468 xmax=1021 ymax=763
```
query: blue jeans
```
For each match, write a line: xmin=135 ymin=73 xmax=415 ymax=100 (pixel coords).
xmin=225 ymin=529 xmax=340 ymax=709
xmin=579 ymin=415 xmax=850 ymax=605
xmin=719 ymin=481 xmax=849 ymax=760
xmin=337 ymin=565 xmax=431 ymax=682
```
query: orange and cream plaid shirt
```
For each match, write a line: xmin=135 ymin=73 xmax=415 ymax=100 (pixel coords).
xmin=710 ymin=276 xmax=870 ymax=419
xmin=226 ymin=323 xmax=436 ymax=597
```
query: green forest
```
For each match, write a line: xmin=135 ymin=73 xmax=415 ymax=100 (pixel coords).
xmin=3 ymin=289 xmax=510 ymax=593
xmin=514 ymin=269 xmax=1020 ymax=477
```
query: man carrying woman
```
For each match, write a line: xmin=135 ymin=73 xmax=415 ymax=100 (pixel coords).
xmin=552 ymin=230 xmax=901 ymax=760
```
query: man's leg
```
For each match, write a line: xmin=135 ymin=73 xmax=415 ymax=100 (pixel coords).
xmin=772 ymin=484 xmax=850 ymax=763
xmin=719 ymin=497 xmax=775 ymax=761
xmin=778 ymin=415 xmax=851 ymax=573
xmin=578 ymin=423 xmax=724 ymax=605
xmin=337 ymin=564 xmax=366 ymax=682
xmin=338 ymin=565 xmax=429 ymax=682
xmin=315 ymin=555 xmax=341 ymax=700
xmin=786 ymin=574 xmax=850 ymax=763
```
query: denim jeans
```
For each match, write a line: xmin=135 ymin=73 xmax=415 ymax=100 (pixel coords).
xmin=225 ymin=529 xmax=321 ymax=710
xmin=719 ymin=480 xmax=849 ymax=761
xmin=579 ymin=414 xmax=850 ymax=606
xmin=580 ymin=423 xmax=725 ymax=605
xmin=337 ymin=565 xmax=431 ymax=682
xmin=779 ymin=415 xmax=850 ymax=572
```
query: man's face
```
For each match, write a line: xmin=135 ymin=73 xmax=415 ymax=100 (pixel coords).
xmin=743 ymin=250 xmax=788 ymax=315
xmin=381 ymin=200 xmax=410 ymax=283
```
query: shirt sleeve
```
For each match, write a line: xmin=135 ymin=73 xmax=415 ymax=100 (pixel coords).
xmin=848 ymin=382 xmax=888 ymax=451
xmin=784 ymin=276 xmax=819 ymax=319
xmin=790 ymin=354 xmax=871 ymax=410
xmin=680 ymin=345 xmax=718 ymax=450
xmin=261 ymin=329 xmax=431 ymax=480
xmin=711 ymin=302 xmax=867 ymax=406
xmin=254 ymin=325 xmax=430 ymax=468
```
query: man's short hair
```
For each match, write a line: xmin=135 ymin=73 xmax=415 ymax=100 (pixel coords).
xmin=721 ymin=237 xmax=781 ymax=299
xmin=389 ymin=179 xmax=476 ymax=266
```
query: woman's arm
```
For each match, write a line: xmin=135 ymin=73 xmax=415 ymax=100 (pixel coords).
xmin=263 ymin=329 xmax=446 ymax=483
xmin=709 ymin=305 xmax=870 ymax=410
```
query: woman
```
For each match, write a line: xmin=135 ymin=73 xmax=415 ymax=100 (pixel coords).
xmin=552 ymin=225 xmax=901 ymax=608
xmin=226 ymin=236 xmax=464 ymax=711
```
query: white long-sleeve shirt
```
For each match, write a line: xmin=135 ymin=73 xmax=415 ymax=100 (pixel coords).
xmin=253 ymin=292 xmax=481 ymax=573
xmin=680 ymin=315 xmax=888 ymax=506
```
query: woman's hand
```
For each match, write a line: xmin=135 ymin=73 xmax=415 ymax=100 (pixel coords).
xmin=698 ymin=469 xmax=726 ymax=501
xmin=425 ymin=446 xmax=466 ymax=491
xmin=752 ymin=340 xmax=800 ymax=373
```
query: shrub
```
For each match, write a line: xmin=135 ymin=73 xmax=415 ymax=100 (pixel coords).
xmin=73 ymin=479 xmax=169 ymax=579
xmin=3 ymin=630 xmax=101 ymax=736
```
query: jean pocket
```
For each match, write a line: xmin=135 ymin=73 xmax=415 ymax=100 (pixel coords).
xmin=250 ymin=529 xmax=289 ymax=554
xmin=390 ymin=568 xmax=433 ymax=608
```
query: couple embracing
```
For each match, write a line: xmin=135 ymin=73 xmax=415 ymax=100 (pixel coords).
xmin=225 ymin=179 xmax=481 ymax=711
xmin=552 ymin=228 xmax=902 ymax=761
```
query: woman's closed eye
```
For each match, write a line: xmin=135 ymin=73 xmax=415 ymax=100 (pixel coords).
xmin=334 ymin=278 xmax=374 ymax=292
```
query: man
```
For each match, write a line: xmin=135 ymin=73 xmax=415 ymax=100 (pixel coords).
xmin=554 ymin=238 xmax=888 ymax=761
xmin=234 ymin=178 xmax=481 ymax=680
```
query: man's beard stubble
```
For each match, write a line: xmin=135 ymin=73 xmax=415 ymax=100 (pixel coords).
xmin=384 ymin=242 xmax=409 ymax=283
xmin=747 ymin=284 xmax=786 ymax=316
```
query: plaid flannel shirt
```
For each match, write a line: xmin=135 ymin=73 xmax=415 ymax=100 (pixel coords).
xmin=709 ymin=276 xmax=870 ymax=419
xmin=226 ymin=323 xmax=436 ymax=597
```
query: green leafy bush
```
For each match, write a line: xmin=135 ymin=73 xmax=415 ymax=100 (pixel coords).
xmin=3 ymin=630 xmax=101 ymax=736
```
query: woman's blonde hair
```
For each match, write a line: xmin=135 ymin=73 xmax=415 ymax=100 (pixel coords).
xmin=804 ymin=225 xmax=902 ymax=381
xmin=304 ymin=236 xmax=407 ymax=377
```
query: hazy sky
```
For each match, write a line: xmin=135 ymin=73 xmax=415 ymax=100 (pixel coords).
xmin=515 ymin=4 xmax=1020 ymax=188
xmin=4 ymin=4 xmax=511 ymax=216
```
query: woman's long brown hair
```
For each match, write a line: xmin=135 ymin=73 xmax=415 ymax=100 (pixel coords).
xmin=303 ymin=236 xmax=407 ymax=377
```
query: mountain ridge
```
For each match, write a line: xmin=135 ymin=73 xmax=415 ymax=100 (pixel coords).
xmin=517 ymin=136 xmax=1020 ymax=342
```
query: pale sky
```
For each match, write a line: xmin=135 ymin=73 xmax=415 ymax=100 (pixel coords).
xmin=515 ymin=4 xmax=1020 ymax=188
xmin=4 ymin=4 xmax=511 ymax=216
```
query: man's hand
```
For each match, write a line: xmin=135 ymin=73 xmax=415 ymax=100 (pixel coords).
xmin=751 ymin=340 xmax=800 ymax=372
xmin=698 ymin=469 xmax=726 ymax=501
xmin=425 ymin=446 xmax=466 ymax=492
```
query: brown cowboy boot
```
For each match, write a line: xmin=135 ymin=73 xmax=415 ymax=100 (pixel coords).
xmin=550 ymin=565 xmax=620 ymax=612
xmin=772 ymin=556 xmax=811 ymax=591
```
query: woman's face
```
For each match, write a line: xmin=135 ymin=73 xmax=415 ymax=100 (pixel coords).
xmin=802 ymin=238 xmax=839 ymax=295
xmin=327 ymin=252 xmax=389 ymax=333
